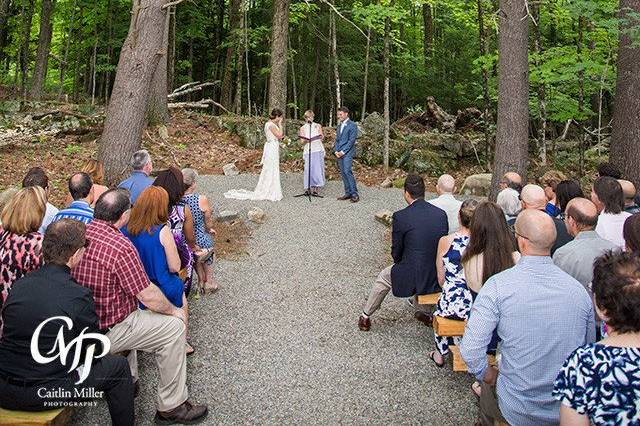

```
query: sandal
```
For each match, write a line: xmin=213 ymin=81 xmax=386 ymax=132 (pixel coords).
xmin=429 ymin=351 xmax=445 ymax=368
xmin=471 ymin=381 xmax=482 ymax=399
xmin=186 ymin=342 xmax=195 ymax=357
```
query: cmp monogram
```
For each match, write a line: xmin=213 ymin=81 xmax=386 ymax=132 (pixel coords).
xmin=30 ymin=316 xmax=111 ymax=384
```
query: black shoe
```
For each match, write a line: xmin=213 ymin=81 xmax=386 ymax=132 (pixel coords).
xmin=154 ymin=400 xmax=208 ymax=425
xmin=350 ymin=195 xmax=360 ymax=203
xmin=337 ymin=195 xmax=351 ymax=201
xmin=134 ymin=381 xmax=140 ymax=398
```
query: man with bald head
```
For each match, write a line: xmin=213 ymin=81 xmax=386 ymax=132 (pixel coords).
xmin=52 ymin=172 xmax=94 ymax=224
xmin=460 ymin=209 xmax=595 ymax=426
xmin=428 ymin=174 xmax=462 ymax=232
xmin=499 ymin=171 xmax=523 ymax=193
xmin=507 ymin=184 xmax=572 ymax=255
xmin=618 ymin=179 xmax=640 ymax=214
xmin=553 ymin=198 xmax=619 ymax=290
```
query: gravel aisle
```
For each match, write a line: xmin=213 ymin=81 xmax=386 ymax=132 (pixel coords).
xmin=74 ymin=173 xmax=477 ymax=425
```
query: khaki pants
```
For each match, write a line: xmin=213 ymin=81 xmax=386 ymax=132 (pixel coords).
xmin=479 ymin=382 xmax=508 ymax=426
xmin=363 ymin=265 xmax=427 ymax=316
xmin=107 ymin=309 xmax=188 ymax=412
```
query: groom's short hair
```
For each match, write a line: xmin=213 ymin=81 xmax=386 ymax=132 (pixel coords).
xmin=338 ymin=106 xmax=349 ymax=115
xmin=404 ymin=174 xmax=425 ymax=199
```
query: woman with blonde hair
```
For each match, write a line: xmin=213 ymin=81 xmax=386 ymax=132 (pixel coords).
xmin=65 ymin=159 xmax=109 ymax=207
xmin=122 ymin=186 xmax=194 ymax=355
xmin=0 ymin=186 xmax=47 ymax=311
xmin=298 ymin=110 xmax=325 ymax=196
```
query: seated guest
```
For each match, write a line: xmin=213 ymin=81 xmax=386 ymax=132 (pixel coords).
xmin=592 ymin=176 xmax=631 ymax=248
xmin=0 ymin=220 xmax=134 ymax=425
xmin=618 ymin=179 xmax=640 ymax=215
xmin=555 ymin=179 xmax=584 ymax=220
xmin=72 ymin=189 xmax=208 ymax=424
xmin=553 ymin=198 xmax=618 ymax=292
xmin=623 ymin=214 xmax=640 ymax=252
xmin=358 ymin=174 xmax=448 ymax=331
xmin=554 ymin=251 xmax=640 ymax=425
xmin=118 ymin=149 xmax=154 ymax=204
xmin=65 ymin=159 xmax=109 ymax=207
xmin=154 ymin=168 xmax=197 ymax=296
xmin=0 ymin=187 xmax=46 ymax=313
xmin=540 ymin=170 xmax=567 ymax=218
xmin=496 ymin=186 xmax=521 ymax=222
xmin=53 ymin=173 xmax=94 ymax=224
xmin=430 ymin=199 xmax=478 ymax=367
xmin=499 ymin=171 xmax=523 ymax=193
xmin=428 ymin=174 xmax=462 ymax=233
xmin=510 ymin=184 xmax=573 ymax=255
xmin=597 ymin=161 xmax=622 ymax=179
xmin=182 ymin=168 xmax=218 ymax=294
xmin=460 ymin=209 xmax=595 ymax=426
xmin=22 ymin=167 xmax=59 ymax=234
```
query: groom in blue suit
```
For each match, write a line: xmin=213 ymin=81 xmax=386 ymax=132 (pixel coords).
xmin=334 ymin=106 xmax=359 ymax=203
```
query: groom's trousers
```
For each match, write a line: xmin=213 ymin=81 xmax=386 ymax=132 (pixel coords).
xmin=363 ymin=265 xmax=428 ymax=316
xmin=337 ymin=151 xmax=358 ymax=197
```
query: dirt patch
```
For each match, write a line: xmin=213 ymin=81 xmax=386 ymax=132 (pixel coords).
xmin=211 ymin=219 xmax=250 ymax=260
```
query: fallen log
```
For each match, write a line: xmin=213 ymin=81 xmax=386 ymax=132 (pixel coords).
xmin=167 ymin=81 xmax=220 ymax=101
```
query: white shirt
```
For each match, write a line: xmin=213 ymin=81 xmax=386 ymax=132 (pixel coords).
xmin=39 ymin=202 xmax=59 ymax=234
xmin=428 ymin=193 xmax=463 ymax=233
xmin=339 ymin=118 xmax=350 ymax=134
xmin=595 ymin=211 xmax=632 ymax=249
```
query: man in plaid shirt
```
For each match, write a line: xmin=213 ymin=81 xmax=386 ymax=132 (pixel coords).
xmin=73 ymin=189 xmax=208 ymax=424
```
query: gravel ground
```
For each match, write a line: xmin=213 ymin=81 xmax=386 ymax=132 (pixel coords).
xmin=73 ymin=173 xmax=477 ymax=425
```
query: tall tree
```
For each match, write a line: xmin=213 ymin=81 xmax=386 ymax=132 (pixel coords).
xmin=330 ymin=5 xmax=341 ymax=109
xmin=146 ymin=3 xmax=171 ymax=126
xmin=29 ymin=0 xmax=56 ymax=99
xmin=0 ymin=0 xmax=12 ymax=65
xmin=220 ymin=0 xmax=241 ymax=109
xmin=19 ymin=0 xmax=35 ymax=93
xmin=383 ymin=12 xmax=390 ymax=172
xmin=99 ymin=0 xmax=168 ymax=185
xmin=489 ymin=0 xmax=529 ymax=200
xmin=267 ymin=0 xmax=289 ymax=113
xmin=422 ymin=2 xmax=433 ymax=67
xmin=610 ymin=0 xmax=640 ymax=187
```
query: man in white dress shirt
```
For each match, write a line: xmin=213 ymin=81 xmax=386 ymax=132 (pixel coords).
xmin=428 ymin=174 xmax=462 ymax=233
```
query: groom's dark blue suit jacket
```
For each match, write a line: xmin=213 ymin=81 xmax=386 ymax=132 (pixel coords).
xmin=391 ymin=199 xmax=449 ymax=297
xmin=334 ymin=120 xmax=357 ymax=155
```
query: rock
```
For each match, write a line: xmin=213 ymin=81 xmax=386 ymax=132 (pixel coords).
xmin=375 ymin=210 xmax=393 ymax=227
xmin=218 ymin=210 xmax=239 ymax=222
xmin=223 ymin=163 xmax=240 ymax=176
xmin=0 ymin=100 xmax=21 ymax=114
xmin=403 ymin=149 xmax=453 ymax=176
xmin=460 ymin=173 xmax=493 ymax=197
xmin=380 ymin=177 xmax=393 ymax=188
xmin=212 ymin=115 xmax=305 ymax=149
xmin=247 ymin=207 xmax=266 ymax=224
xmin=158 ymin=125 xmax=169 ymax=141
xmin=455 ymin=107 xmax=483 ymax=130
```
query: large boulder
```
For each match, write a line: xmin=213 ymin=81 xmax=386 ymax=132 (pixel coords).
xmin=402 ymin=149 xmax=454 ymax=176
xmin=460 ymin=173 xmax=493 ymax=197
xmin=212 ymin=115 xmax=305 ymax=148
xmin=402 ymin=133 xmax=479 ymax=159
xmin=360 ymin=112 xmax=396 ymax=140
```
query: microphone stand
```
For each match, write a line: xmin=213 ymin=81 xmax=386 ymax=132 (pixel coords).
xmin=294 ymin=120 xmax=323 ymax=201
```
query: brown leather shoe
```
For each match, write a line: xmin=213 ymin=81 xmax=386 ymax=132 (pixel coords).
xmin=154 ymin=400 xmax=208 ymax=425
xmin=414 ymin=311 xmax=434 ymax=327
xmin=337 ymin=195 xmax=351 ymax=200
xmin=350 ymin=195 xmax=360 ymax=203
xmin=358 ymin=315 xmax=371 ymax=331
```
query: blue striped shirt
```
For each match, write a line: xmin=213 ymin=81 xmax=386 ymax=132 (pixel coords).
xmin=53 ymin=200 xmax=94 ymax=225
xmin=460 ymin=256 xmax=595 ymax=426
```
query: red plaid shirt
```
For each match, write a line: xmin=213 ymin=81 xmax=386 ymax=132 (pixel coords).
xmin=72 ymin=219 xmax=149 ymax=330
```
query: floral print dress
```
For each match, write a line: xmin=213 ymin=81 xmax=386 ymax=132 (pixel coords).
xmin=168 ymin=202 xmax=194 ymax=296
xmin=554 ymin=343 xmax=640 ymax=425
xmin=433 ymin=234 xmax=471 ymax=356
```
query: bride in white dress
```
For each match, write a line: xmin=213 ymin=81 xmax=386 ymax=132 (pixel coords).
xmin=224 ymin=109 xmax=284 ymax=201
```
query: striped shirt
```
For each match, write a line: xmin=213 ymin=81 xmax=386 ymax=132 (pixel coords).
xmin=460 ymin=256 xmax=595 ymax=426
xmin=53 ymin=200 xmax=94 ymax=224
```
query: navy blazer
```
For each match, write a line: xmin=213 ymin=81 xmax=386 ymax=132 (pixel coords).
xmin=334 ymin=120 xmax=357 ymax=155
xmin=390 ymin=199 xmax=449 ymax=297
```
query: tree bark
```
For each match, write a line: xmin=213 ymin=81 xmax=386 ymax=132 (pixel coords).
xmin=29 ymin=0 xmax=55 ymax=99
xmin=330 ymin=6 xmax=341 ymax=109
xmin=167 ymin=6 xmax=175 ymax=92
xmin=422 ymin=2 xmax=433 ymax=68
xmin=268 ymin=0 xmax=289 ymax=114
xmin=19 ymin=0 xmax=35 ymax=94
xmin=477 ymin=0 xmax=491 ymax=165
xmin=361 ymin=26 xmax=371 ymax=121
xmin=58 ymin=0 xmax=77 ymax=99
xmin=489 ymin=0 xmax=529 ymax=201
xmin=146 ymin=4 xmax=171 ymax=126
xmin=610 ymin=0 xmax=640 ymax=188
xmin=220 ymin=0 xmax=241 ymax=110
xmin=233 ymin=5 xmax=244 ymax=114
xmin=383 ymin=14 xmax=391 ymax=173
xmin=532 ymin=3 xmax=547 ymax=166
xmin=0 ymin=0 xmax=12 ymax=65
xmin=99 ymin=0 xmax=168 ymax=186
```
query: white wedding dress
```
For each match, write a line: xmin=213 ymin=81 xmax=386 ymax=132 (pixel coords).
xmin=224 ymin=121 xmax=283 ymax=201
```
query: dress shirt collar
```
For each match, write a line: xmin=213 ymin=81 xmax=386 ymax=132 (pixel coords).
xmin=131 ymin=170 xmax=149 ymax=178
xmin=69 ymin=200 xmax=92 ymax=210
xmin=574 ymin=230 xmax=600 ymax=241
xmin=43 ymin=263 xmax=72 ymax=275
xmin=518 ymin=255 xmax=553 ymax=266
xmin=91 ymin=218 xmax=122 ymax=234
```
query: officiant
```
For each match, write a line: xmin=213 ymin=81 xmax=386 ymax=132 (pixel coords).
xmin=298 ymin=110 xmax=326 ymax=196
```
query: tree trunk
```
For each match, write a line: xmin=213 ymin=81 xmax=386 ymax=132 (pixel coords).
xmin=532 ymin=3 xmax=547 ymax=166
xmin=267 ymin=0 xmax=289 ymax=113
xmin=99 ymin=0 xmax=168 ymax=186
xmin=309 ymin=49 xmax=319 ymax=111
xmin=610 ymin=0 xmax=640 ymax=187
xmin=0 ymin=0 xmax=12 ymax=65
xmin=167 ymin=6 xmax=175 ymax=92
xmin=104 ymin=0 xmax=114 ymax=100
xmin=477 ymin=0 xmax=491 ymax=166
xmin=330 ymin=6 xmax=341 ymax=109
xmin=422 ymin=2 xmax=433 ymax=67
xmin=19 ymin=0 xmax=35 ymax=95
xmin=220 ymin=0 xmax=242 ymax=110
xmin=577 ymin=16 xmax=585 ymax=176
xmin=383 ymin=14 xmax=391 ymax=173
xmin=489 ymin=0 xmax=529 ymax=201
xmin=29 ymin=0 xmax=55 ymax=99
xmin=361 ymin=26 xmax=371 ymax=121
xmin=289 ymin=36 xmax=298 ymax=119
xmin=233 ymin=6 xmax=244 ymax=114
xmin=58 ymin=0 xmax=77 ymax=99
xmin=146 ymin=4 xmax=171 ymax=126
